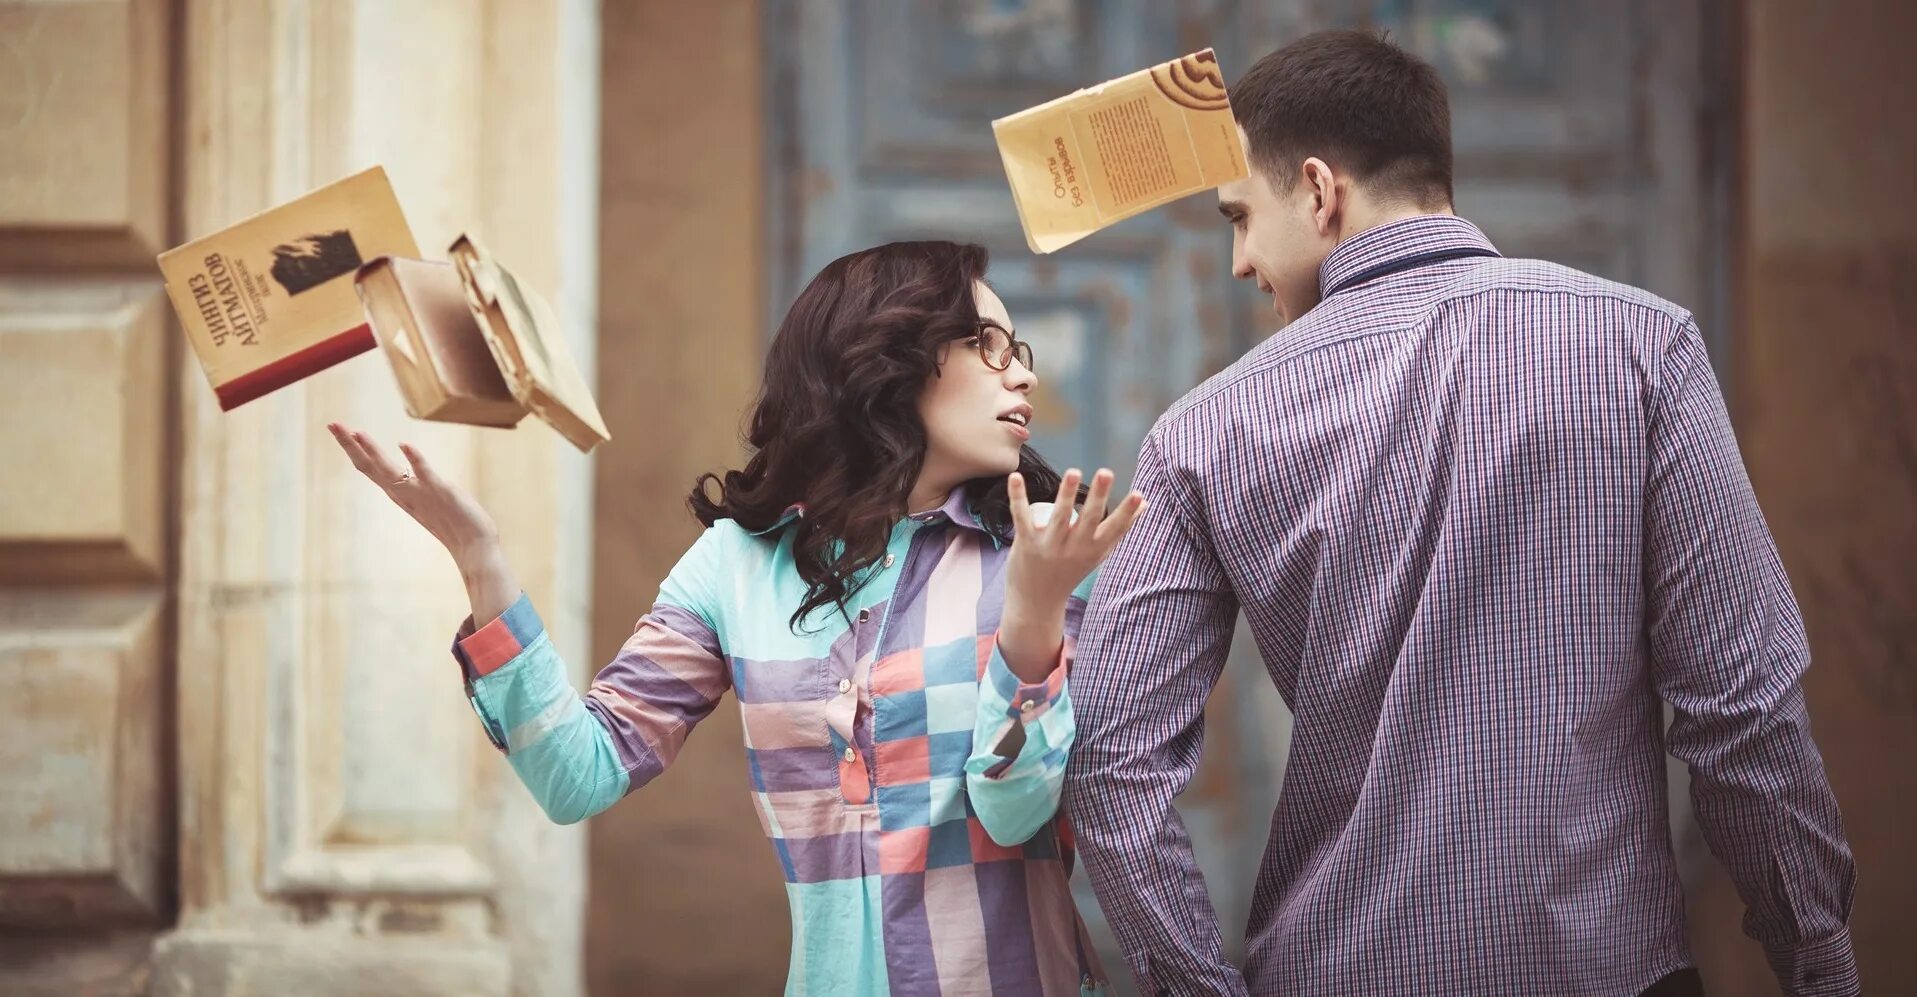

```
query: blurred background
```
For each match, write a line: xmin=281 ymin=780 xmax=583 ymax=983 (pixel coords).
xmin=0 ymin=1 xmax=1910 ymax=994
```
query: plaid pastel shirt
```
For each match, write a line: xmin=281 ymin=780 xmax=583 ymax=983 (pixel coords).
xmin=452 ymin=488 xmax=1108 ymax=995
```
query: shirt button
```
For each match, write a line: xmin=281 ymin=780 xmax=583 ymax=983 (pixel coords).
xmin=838 ymin=678 xmax=852 ymax=694
xmin=842 ymin=747 xmax=857 ymax=763
xmin=857 ymin=609 xmax=871 ymax=623
xmin=882 ymin=554 xmax=895 ymax=568
xmin=1019 ymin=699 xmax=1036 ymax=713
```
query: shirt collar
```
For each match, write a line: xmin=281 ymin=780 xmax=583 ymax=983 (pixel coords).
xmin=1317 ymin=214 xmax=1500 ymax=301
xmin=747 ymin=503 xmax=805 ymax=537
xmin=906 ymin=486 xmax=989 ymax=534
xmin=745 ymin=487 xmax=990 ymax=537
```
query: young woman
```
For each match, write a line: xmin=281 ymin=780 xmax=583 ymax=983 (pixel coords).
xmin=328 ymin=241 xmax=1143 ymax=995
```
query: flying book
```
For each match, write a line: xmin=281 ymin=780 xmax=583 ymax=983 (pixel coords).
xmin=993 ymin=49 xmax=1249 ymax=254
xmin=158 ymin=166 xmax=419 ymax=409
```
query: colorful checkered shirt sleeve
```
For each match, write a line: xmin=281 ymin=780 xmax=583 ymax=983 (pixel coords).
xmin=965 ymin=568 xmax=1093 ymax=847
xmin=452 ymin=532 xmax=731 ymax=825
xmin=1065 ymin=435 xmax=1248 ymax=994
xmin=1643 ymin=323 xmax=1857 ymax=995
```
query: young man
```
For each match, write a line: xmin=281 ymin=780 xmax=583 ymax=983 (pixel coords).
xmin=1066 ymin=30 xmax=1858 ymax=997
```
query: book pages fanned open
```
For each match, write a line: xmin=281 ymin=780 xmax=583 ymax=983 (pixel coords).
xmin=447 ymin=233 xmax=610 ymax=453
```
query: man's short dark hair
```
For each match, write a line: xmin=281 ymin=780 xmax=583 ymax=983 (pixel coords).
xmin=1232 ymin=30 xmax=1453 ymax=208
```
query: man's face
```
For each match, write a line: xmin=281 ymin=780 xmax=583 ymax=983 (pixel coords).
xmin=1217 ymin=130 xmax=1338 ymax=324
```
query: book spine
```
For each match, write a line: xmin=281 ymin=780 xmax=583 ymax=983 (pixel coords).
xmin=212 ymin=324 xmax=377 ymax=410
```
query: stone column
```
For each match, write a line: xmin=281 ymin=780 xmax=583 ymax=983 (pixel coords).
xmin=150 ymin=1 xmax=595 ymax=993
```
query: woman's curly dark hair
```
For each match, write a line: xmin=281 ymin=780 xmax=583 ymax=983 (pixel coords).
xmin=689 ymin=241 xmax=1069 ymax=632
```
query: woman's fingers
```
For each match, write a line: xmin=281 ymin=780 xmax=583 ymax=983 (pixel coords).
xmin=351 ymin=430 xmax=412 ymax=488
xmin=328 ymin=423 xmax=377 ymax=477
xmin=1053 ymin=468 xmax=1083 ymax=532
xmin=1007 ymin=472 xmax=1032 ymax=535
xmin=1077 ymin=468 xmax=1116 ymax=535
xmin=399 ymin=442 xmax=444 ymax=489
xmin=325 ymin=423 xmax=501 ymax=560
xmin=1095 ymin=491 xmax=1148 ymax=551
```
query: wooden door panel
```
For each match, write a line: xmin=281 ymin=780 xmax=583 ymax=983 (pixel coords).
xmin=0 ymin=281 xmax=167 ymax=584
xmin=0 ymin=0 xmax=173 ymax=954
xmin=0 ymin=0 xmax=169 ymax=270
xmin=0 ymin=593 xmax=164 ymax=927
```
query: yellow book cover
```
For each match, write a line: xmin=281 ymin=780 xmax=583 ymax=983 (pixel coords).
xmin=993 ymin=49 xmax=1249 ymax=254
xmin=157 ymin=166 xmax=420 ymax=409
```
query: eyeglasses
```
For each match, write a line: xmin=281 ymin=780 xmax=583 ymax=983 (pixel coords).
xmin=971 ymin=323 xmax=1034 ymax=372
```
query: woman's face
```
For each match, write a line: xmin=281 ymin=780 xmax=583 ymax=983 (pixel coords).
xmin=916 ymin=281 xmax=1037 ymax=494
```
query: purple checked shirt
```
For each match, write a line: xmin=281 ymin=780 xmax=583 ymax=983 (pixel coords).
xmin=1067 ymin=215 xmax=1857 ymax=996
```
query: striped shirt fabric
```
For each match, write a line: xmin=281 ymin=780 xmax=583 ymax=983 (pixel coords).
xmin=1067 ymin=215 xmax=1858 ymax=996
xmin=452 ymin=488 xmax=1109 ymax=995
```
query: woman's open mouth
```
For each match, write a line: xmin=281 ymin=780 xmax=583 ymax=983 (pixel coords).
xmin=998 ymin=407 xmax=1032 ymax=441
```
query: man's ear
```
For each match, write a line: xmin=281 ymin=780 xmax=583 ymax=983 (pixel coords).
xmin=1301 ymin=157 xmax=1340 ymax=236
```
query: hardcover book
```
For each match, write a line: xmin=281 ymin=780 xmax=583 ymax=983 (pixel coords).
xmin=993 ymin=50 xmax=1248 ymax=254
xmin=158 ymin=166 xmax=420 ymax=409
xmin=354 ymin=256 xmax=525 ymax=428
